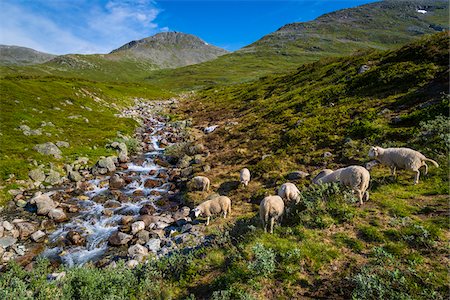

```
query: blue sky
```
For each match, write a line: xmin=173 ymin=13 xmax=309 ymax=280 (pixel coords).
xmin=0 ymin=0 xmax=376 ymax=54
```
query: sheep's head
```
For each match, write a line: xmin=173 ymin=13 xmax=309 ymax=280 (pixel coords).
xmin=192 ymin=207 xmax=202 ymax=218
xmin=368 ymin=146 xmax=379 ymax=158
xmin=312 ymin=169 xmax=333 ymax=184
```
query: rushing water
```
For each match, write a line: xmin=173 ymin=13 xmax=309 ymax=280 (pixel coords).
xmin=41 ymin=116 xmax=177 ymax=266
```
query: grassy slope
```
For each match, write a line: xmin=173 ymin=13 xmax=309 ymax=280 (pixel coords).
xmin=0 ymin=76 xmax=173 ymax=204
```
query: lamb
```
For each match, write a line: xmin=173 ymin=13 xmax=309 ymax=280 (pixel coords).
xmin=240 ymin=168 xmax=251 ymax=187
xmin=368 ymin=146 xmax=439 ymax=184
xmin=277 ymin=182 xmax=301 ymax=205
xmin=259 ymin=195 xmax=284 ymax=234
xmin=188 ymin=176 xmax=210 ymax=191
xmin=311 ymin=169 xmax=334 ymax=184
xmin=315 ymin=166 xmax=370 ymax=205
xmin=192 ymin=196 xmax=231 ymax=225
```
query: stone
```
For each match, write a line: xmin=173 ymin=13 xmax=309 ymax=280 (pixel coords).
xmin=45 ymin=170 xmax=62 ymax=185
xmin=94 ymin=157 xmax=116 ymax=174
xmin=181 ymin=223 xmax=193 ymax=233
xmin=136 ymin=230 xmax=150 ymax=244
xmin=0 ymin=226 xmax=3 ymax=238
xmin=109 ymin=174 xmax=125 ymax=189
xmin=144 ymin=178 xmax=162 ymax=188
xmin=68 ymin=170 xmax=83 ymax=182
xmin=139 ymin=204 xmax=156 ymax=215
xmin=29 ymin=168 xmax=46 ymax=182
xmin=31 ymin=230 xmax=46 ymax=242
xmin=146 ymin=238 xmax=161 ymax=253
xmin=16 ymin=199 xmax=27 ymax=208
xmin=287 ymin=171 xmax=310 ymax=180
xmin=2 ymin=221 xmax=14 ymax=231
xmin=155 ymin=221 xmax=170 ymax=229
xmin=30 ymin=193 xmax=57 ymax=215
xmin=48 ymin=209 xmax=68 ymax=222
xmin=131 ymin=221 xmax=146 ymax=235
xmin=56 ymin=141 xmax=70 ymax=148
xmin=16 ymin=222 xmax=37 ymax=240
xmin=358 ymin=64 xmax=370 ymax=74
xmin=78 ymin=195 xmax=89 ymax=201
xmin=120 ymin=216 xmax=134 ymax=225
xmin=177 ymin=155 xmax=192 ymax=169
xmin=126 ymin=259 xmax=139 ymax=268
xmin=323 ymin=151 xmax=333 ymax=158
xmin=128 ymin=244 xmax=148 ymax=260
xmin=109 ymin=232 xmax=133 ymax=246
xmin=13 ymin=244 xmax=26 ymax=256
xmin=0 ymin=236 xmax=17 ymax=248
xmin=47 ymin=272 xmax=66 ymax=281
xmin=2 ymin=251 xmax=14 ymax=262
xmin=66 ymin=231 xmax=85 ymax=246
xmin=33 ymin=142 xmax=62 ymax=159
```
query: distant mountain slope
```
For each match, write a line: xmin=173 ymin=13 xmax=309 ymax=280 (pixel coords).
xmin=0 ymin=45 xmax=56 ymax=66
xmin=110 ymin=32 xmax=228 ymax=69
xmin=144 ymin=0 xmax=448 ymax=90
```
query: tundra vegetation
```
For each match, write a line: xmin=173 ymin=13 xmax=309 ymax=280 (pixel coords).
xmin=0 ymin=29 xmax=448 ymax=300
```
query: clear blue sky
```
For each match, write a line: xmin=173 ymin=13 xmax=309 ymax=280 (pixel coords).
xmin=0 ymin=0 xmax=377 ymax=54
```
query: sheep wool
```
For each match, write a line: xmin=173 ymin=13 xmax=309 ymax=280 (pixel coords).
xmin=189 ymin=176 xmax=210 ymax=191
xmin=277 ymin=182 xmax=301 ymax=205
xmin=259 ymin=195 xmax=284 ymax=234
xmin=193 ymin=196 xmax=231 ymax=226
xmin=240 ymin=168 xmax=251 ymax=187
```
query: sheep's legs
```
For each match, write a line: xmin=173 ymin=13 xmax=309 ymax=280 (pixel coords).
xmin=269 ymin=217 xmax=275 ymax=234
xmin=357 ymin=190 xmax=363 ymax=205
xmin=390 ymin=166 xmax=396 ymax=176
xmin=414 ymin=170 xmax=420 ymax=185
xmin=223 ymin=211 xmax=227 ymax=219
xmin=206 ymin=216 xmax=210 ymax=226
xmin=262 ymin=220 xmax=267 ymax=233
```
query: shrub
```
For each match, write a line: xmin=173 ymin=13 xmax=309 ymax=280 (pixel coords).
xmin=415 ymin=114 xmax=450 ymax=155
xmin=247 ymin=243 xmax=276 ymax=277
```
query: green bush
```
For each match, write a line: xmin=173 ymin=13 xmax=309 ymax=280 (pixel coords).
xmin=247 ymin=243 xmax=276 ymax=277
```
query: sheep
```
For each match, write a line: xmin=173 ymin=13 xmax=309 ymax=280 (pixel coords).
xmin=315 ymin=166 xmax=370 ymax=205
xmin=311 ymin=169 xmax=334 ymax=184
xmin=240 ymin=168 xmax=251 ymax=187
xmin=277 ymin=182 xmax=301 ymax=205
xmin=188 ymin=176 xmax=210 ymax=191
xmin=259 ymin=195 xmax=284 ymax=234
xmin=192 ymin=196 xmax=231 ymax=225
xmin=368 ymin=146 xmax=439 ymax=184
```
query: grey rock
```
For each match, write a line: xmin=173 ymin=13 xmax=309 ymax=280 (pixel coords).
xmin=181 ymin=223 xmax=193 ymax=233
xmin=128 ymin=244 xmax=148 ymax=260
xmin=358 ymin=64 xmax=370 ymax=74
xmin=2 ymin=221 xmax=13 ymax=231
xmin=287 ymin=171 xmax=310 ymax=180
xmin=29 ymin=168 xmax=45 ymax=182
xmin=45 ymin=170 xmax=62 ymax=185
xmin=0 ymin=236 xmax=17 ymax=248
xmin=146 ymin=238 xmax=161 ymax=253
xmin=68 ymin=170 xmax=83 ymax=182
xmin=16 ymin=222 xmax=37 ymax=240
xmin=109 ymin=231 xmax=132 ymax=246
xmin=31 ymin=230 xmax=46 ymax=242
xmin=48 ymin=209 xmax=67 ymax=222
xmin=56 ymin=141 xmax=70 ymax=148
xmin=109 ymin=174 xmax=125 ymax=189
xmin=30 ymin=192 xmax=57 ymax=215
xmin=33 ymin=142 xmax=62 ymax=159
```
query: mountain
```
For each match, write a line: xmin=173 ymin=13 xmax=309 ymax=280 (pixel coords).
xmin=110 ymin=32 xmax=228 ymax=69
xmin=0 ymin=45 xmax=56 ymax=66
xmin=144 ymin=0 xmax=449 ymax=90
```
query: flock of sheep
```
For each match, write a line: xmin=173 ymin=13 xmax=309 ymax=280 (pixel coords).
xmin=189 ymin=146 xmax=439 ymax=233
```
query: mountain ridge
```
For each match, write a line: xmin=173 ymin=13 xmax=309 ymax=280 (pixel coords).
xmin=0 ymin=45 xmax=56 ymax=66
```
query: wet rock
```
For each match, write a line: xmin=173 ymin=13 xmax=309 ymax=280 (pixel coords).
xmin=109 ymin=174 xmax=125 ymax=190
xmin=31 ymin=230 xmax=46 ymax=242
xmin=102 ymin=209 xmax=113 ymax=217
xmin=133 ymin=190 xmax=145 ymax=197
xmin=138 ymin=215 xmax=157 ymax=227
xmin=144 ymin=178 xmax=162 ymax=188
xmin=48 ymin=209 xmax=68 ymax=222
xmin=29 ymin=168 xmax=46 ymax=182
xmin=131 ymin=221 xmax=146 ymax=235
xmin=146 ymin=238 xmax=161 ymax=253
xmin=139 ymin=204 xmax=156 ymax=215
xmin=109 ymin=232 xmax=133 ymax=246
xmin=128 ymin=244 xmax=148 ymax=261
xmin=16 ymin=222 xmax=37 ymax=240
xmin=30 ymin=192 xmax=57 ymax=215
xmin=33 ymin=142 xmax=62 ymax=159
xmin=0 ymin=236 xmax=17 ymax=248
xmin=45 ymin=170 xmax=62 ymax=185
xmin=120 ymin=216 xmax=134 ymax=225
xmin=287 ymin=171 xmax=310 ymax=180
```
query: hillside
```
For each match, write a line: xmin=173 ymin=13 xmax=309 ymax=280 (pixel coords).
xmin=0 ymin=32 xmax=228 ymax=82
xmin=0 ymin=45 xmax=56 ymax=66
xmin=1 ymin=32 xmax=448 ymax=300
xmin=144 ymin=0 xmax=449 ymax=90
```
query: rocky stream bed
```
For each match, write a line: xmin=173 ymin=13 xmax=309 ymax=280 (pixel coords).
xmin=0 ymin=98 xmax=213 ymax=270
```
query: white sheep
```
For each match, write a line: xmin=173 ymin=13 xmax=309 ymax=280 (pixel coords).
xmin=188 ymin=176 xmax=210 ymax=191
xmin=259 ymin=195 xmax=284 ymax=234
xmin=315 ymin=166 xmax=370 ymax=205
xmin=368 ymin=146 xmax=439 ymax=184
xmin=311 ymin=169 xmax=334 ymax=184
xmin=240 ymin=168 xmax=251 ymax=187
xmin=192 ymin=196 xmax=231 ymax=225
xmin=277 ymin=182 xmax=300 ymax=205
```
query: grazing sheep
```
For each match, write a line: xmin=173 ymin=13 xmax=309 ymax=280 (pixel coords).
xmin=192 ymin=196 xmax=231 ymax=225
xmin=277 ymin=182 xmax=301 ymax=205
xmin=188 ymin=176 xmax=210 ymax=191
xmin=368 ymin=146 xmax=439 ymax=184
xmin=312 ymin=169 xmax=334 ymax=184
xmin=240 ymin=168 xmax=251 ymax=187
xmin=259 ymin=196 xmax=284 ymax=234
xmin=315 ymin=166 xmax=370 ymax=205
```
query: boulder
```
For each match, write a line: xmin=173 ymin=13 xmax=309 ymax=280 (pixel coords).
xmin=109 ymin=174 xmax=125 ymax=189
xmin=66 ymin=231 xmax=85 ymax=246
xmin=104 ymin=200 xmax=121 ymax=209
xmin=33 ymin=142 xmax=62 ymax=159
xmin=48 ymin=209 xmax=68 ymax=222
xmin=126 ymin=259 xmax=139 ymax=268
xmin=31 ymin=230 xmax=46 ymax=242
xmin=29 ymin=168 xmax=45 ymax=182
xmin=287 ymin=171 xmax=310 ymax=180
xmin=146 ymin=238 xmax=161 ymax=253
xmin=139 ymin=204 xmax=156 ymax=215
xmin=108 ymin=232 xmax=132 ymax=246
xmin=30 ymin=193 xmax=57 ymax=215
xmin=45 ymin=170 xmax=62 ymax=185
xmin=131 ymin=221 xmax=146 ymax=235
xmin=56 ymin=141 xmax=70 ymax=148
xmin=144 ymin=179 xmax=162 ymax=188
xmin=128 ymin=244 xmax=148 ymax=261
xmin=136 ymin=230 xmax=150 ymax=244
xmin=16 ymin=222 xmax=37 ymax=240
xmin=0 ymin=236 xmax=17 ymax=248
